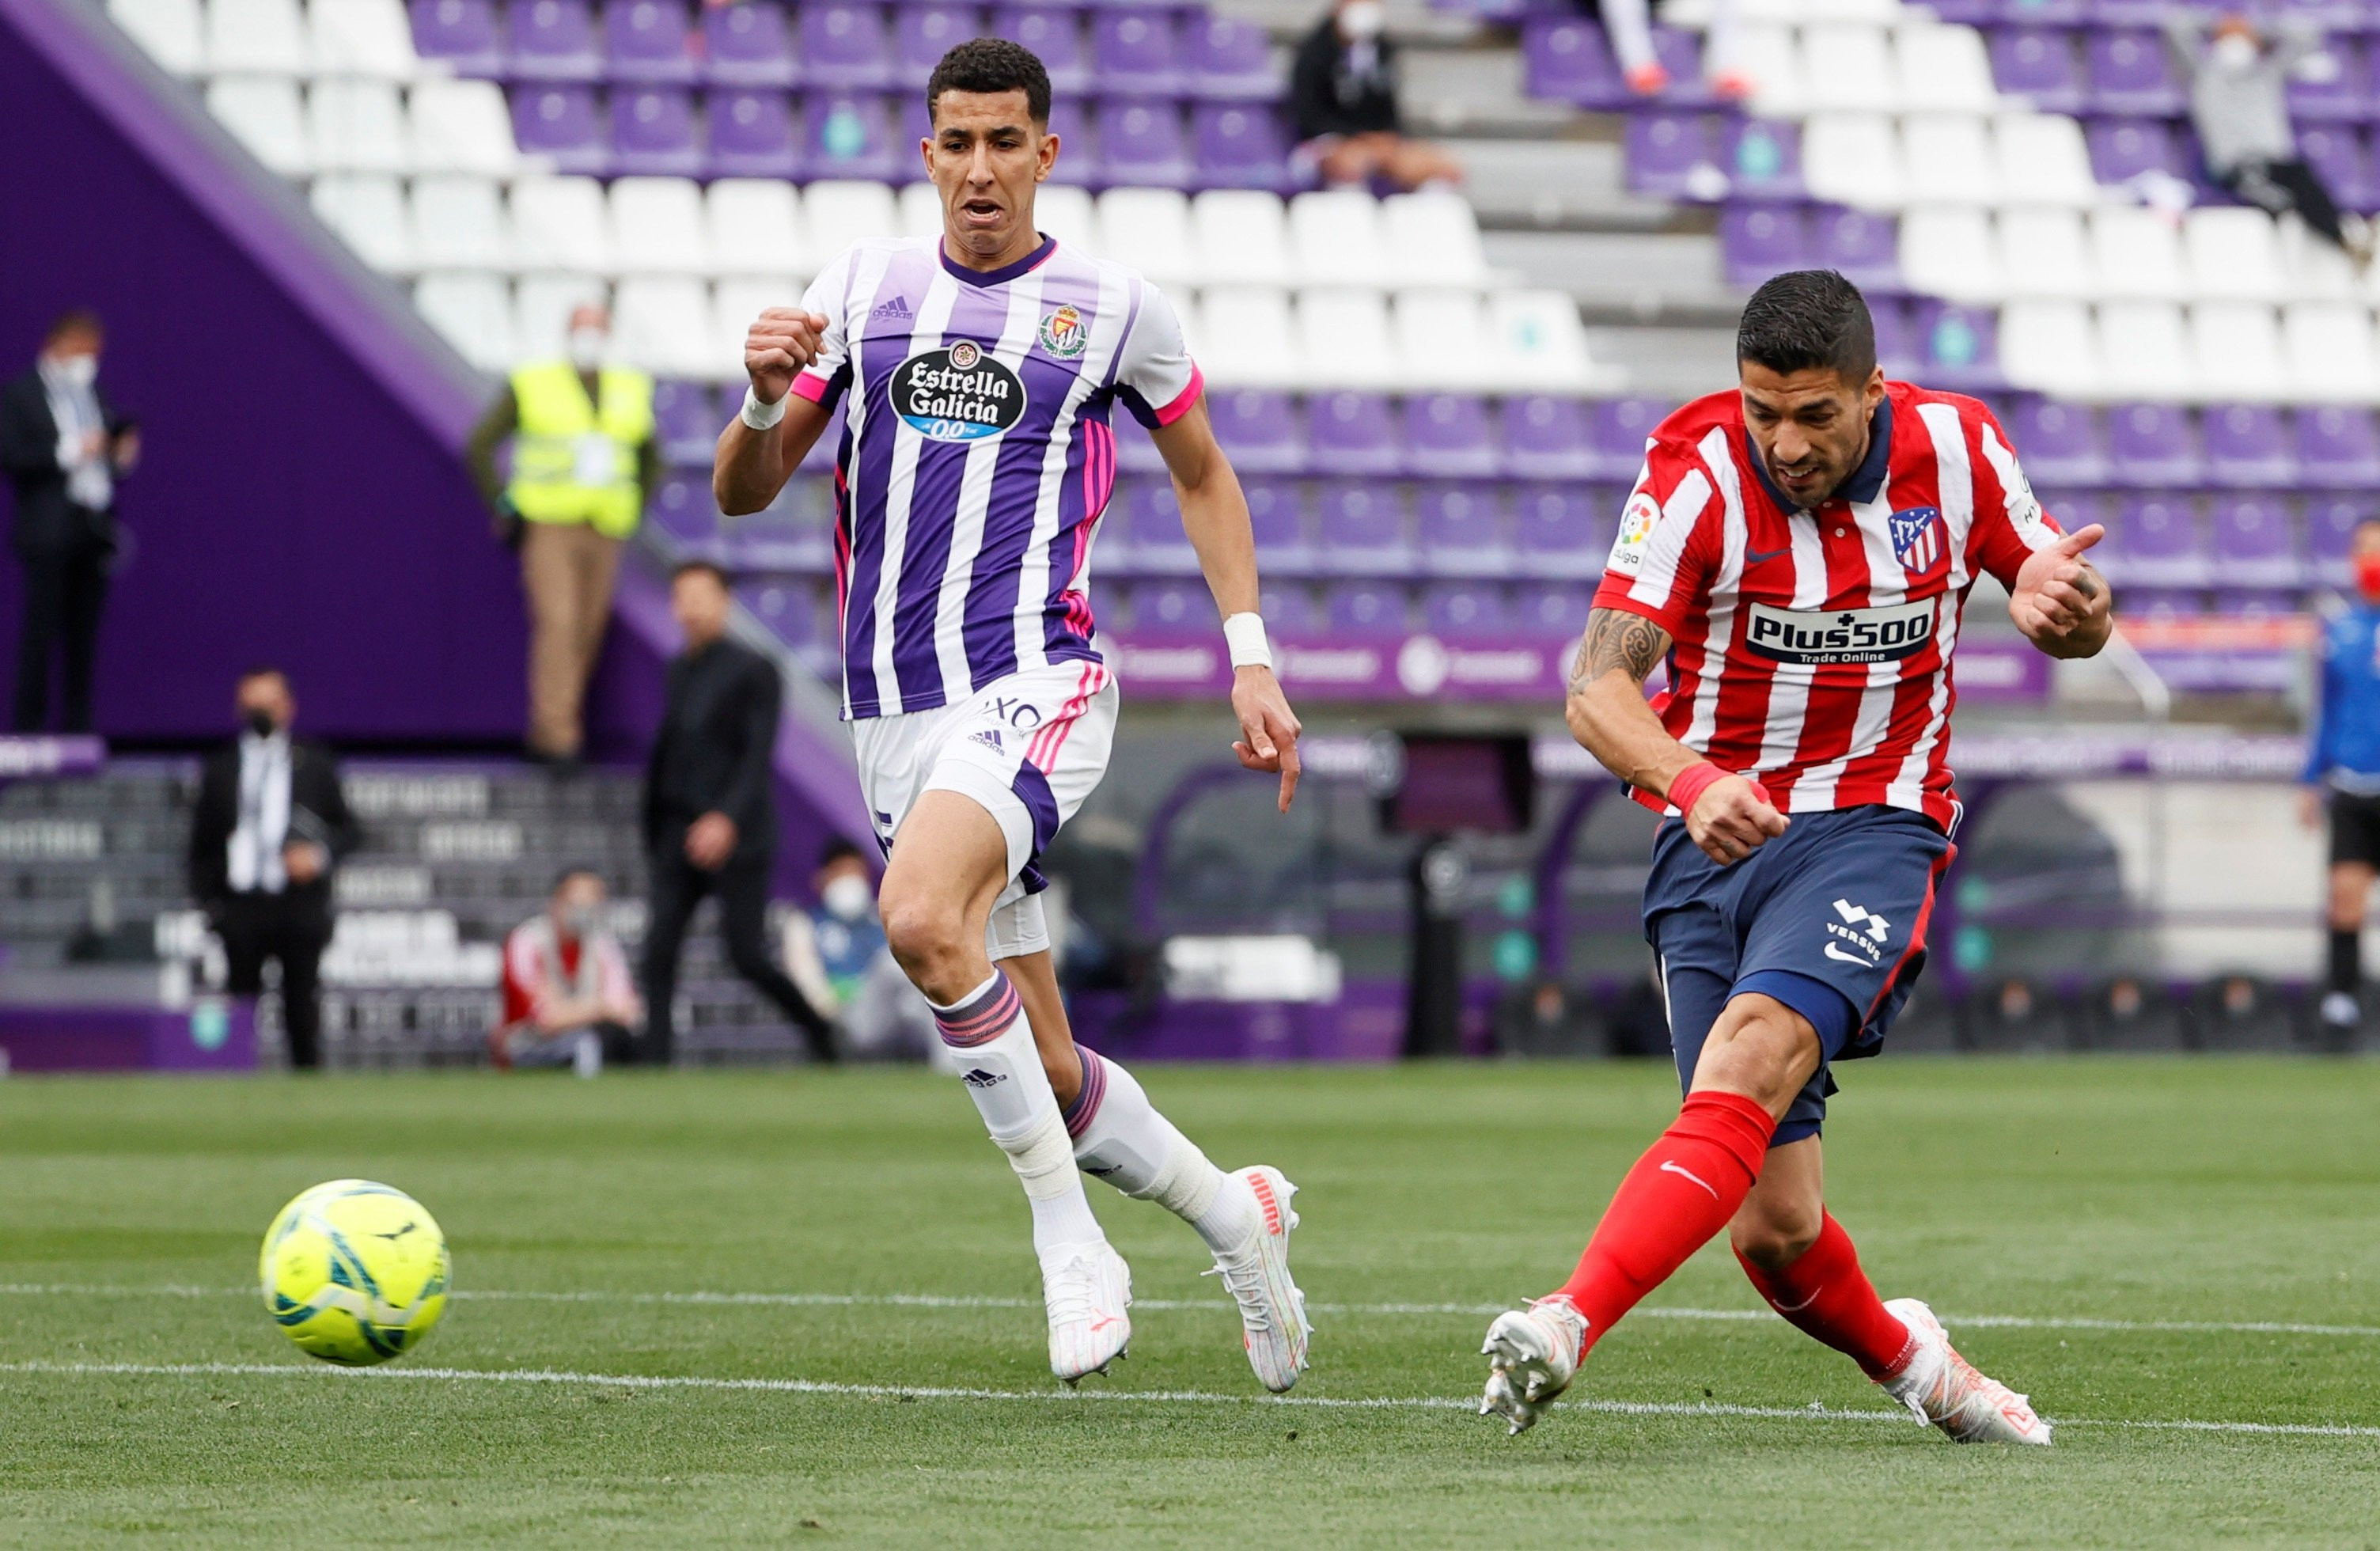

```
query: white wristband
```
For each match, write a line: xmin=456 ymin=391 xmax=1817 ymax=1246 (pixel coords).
xmin=1222 ymin=612 xmax=1272 ymax=670
xmin=741 ymin=384 xmax=788 ymax=430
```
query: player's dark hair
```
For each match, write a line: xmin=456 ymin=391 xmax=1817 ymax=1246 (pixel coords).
xmin=670 ymin=558 xmax=730 ymax=590
xmin=46 ymin=308 xmax=102 ymax=343
xmin=927 ymin=38 xmax=1052 ymax=126
xmin=817 ymin=837 xmax=868 ymax=870
xmin=1736 ymin=270 xmax=1877 ymax=385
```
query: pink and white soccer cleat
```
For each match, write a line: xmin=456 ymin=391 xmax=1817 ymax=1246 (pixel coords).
xmin=1880 ymin=1298 xmax=2052 ymax=1446
xmin=1041 ymin=1240 xmax=1131 ymax=1384
xmin=1205 ymin=1166 xmax=1310 ymax=1393
xmin=1478 ymin=1295 xmax=1587 ymax=1435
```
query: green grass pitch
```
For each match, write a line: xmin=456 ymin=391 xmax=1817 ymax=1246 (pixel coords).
xmin=3 ymin=1058 xmax=2378 ymax=1547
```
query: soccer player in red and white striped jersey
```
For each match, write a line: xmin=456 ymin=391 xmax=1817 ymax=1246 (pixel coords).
xmin=1479 ymin=271 xmax=2110 ymax=1443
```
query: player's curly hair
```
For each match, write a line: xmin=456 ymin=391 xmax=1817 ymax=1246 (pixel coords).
xmin=927 ymin=38 xmax=1052 ymax=126
xmin=1737 ymin=270 xmax=1876 ymax=385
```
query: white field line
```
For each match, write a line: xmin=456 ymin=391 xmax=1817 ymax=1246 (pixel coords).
xmin=4 ymin=1283 xmax=2379 ymax=1341
xmin=2 ymin=1359 xmax=2376 ymax=1440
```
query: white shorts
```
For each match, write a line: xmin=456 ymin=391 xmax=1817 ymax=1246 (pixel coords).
xmin=851 ymin=658 xmax=1119 ymax=961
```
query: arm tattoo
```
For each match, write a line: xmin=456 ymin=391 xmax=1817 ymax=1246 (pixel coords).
xmin=1571 ymin=608 xmax=1673 ymax=694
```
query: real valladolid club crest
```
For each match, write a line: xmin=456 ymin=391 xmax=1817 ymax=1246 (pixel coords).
xmin=1889 ymin=504 xmax=1946 ymax=575
xmin=1037 ymin=305 xmax=1086 ymax=358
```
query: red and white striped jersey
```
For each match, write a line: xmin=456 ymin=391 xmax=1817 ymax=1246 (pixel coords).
xmin=1591 ymin=381 xmax=2064 ymax=832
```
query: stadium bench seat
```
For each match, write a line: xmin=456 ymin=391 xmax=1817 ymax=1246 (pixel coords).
xmin=110 ymin=0 xmax=203 ymax=74
xmin=311 ymin=173 xmax=415 ymax=272
xmin=205 ymin=74 xmax=311 ymax=174
xmin=205 ymin=0 xmax=308 ymax=74
xmin=406 ymin=78 xmax=520 ymax=176
xmin=412 ymin=271 xmax=518 ymax=370
xmin=309 ymin=0 xmax=422 ymax=79
xmin=309 ymin=78 xmax=410 ymax=174
xmin=409 ymin=173 xmax=509 ymax=268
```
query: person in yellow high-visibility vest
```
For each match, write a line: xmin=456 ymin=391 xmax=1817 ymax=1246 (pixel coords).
xmin=465 ymin=304 xmax=661 ymax=767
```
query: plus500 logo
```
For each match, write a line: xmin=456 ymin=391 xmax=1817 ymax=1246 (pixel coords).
xmin=1743 ymin=599 xmax=1937 ymax=665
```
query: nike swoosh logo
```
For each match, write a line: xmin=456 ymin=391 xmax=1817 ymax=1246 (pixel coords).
xmin=1824 ymin=942 xmax=1876 ymax=965
xmin=1658 ymin=1160 xmax=1718 ymax=1199
xmin=1770 ymin=1286 xmax=1823 ymax=1313
xmin=1744 ymin=545 xmax=1791 ymax=564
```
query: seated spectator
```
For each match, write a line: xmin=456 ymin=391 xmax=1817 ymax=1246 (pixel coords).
xmin=494 ymin=867 xmax=642 ymax=1075
xmin=783 ymin=839 xmax=938 ymax=1063
xmin=1290 ymin=0 xmax=1463 ymax=192
xmin=2165 ymin=10 xmax=2372 ymax=266
xmin=1593 ymin=0 xmax=1749 ymax=100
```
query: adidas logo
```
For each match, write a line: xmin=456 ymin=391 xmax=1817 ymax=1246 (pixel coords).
xmin=968 ymin=729 xmax=1003 ymax=753
xmin=961 ymin=1067 xmax=1006 ymax=1089
xmin=869 ymin=296 xmax=914 ymax=321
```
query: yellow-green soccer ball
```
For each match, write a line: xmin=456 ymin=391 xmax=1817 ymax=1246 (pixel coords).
xmin=259 ymin=1180 xmax=450 ymax=1366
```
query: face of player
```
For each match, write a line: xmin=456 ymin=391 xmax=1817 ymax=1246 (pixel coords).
xmin=671 ymin=569 xmax=731 ymax=650
xmin=550 ymin=874 xmax=606 ymax=942
xmin=235 ymin=673 xmax=294 ymax=738
xmin=924 ymin=89 xmax=1055 ymax=270
xmin=1738 ymin=361 xmax=1888 ymax=510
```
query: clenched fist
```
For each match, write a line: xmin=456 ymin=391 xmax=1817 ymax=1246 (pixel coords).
xmin=745 ymin=308 xmax=832 ymax=405
xmin=1683 ymin=774 xmax=1787 ymax=866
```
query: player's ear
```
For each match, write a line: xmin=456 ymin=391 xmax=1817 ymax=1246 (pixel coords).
xmin=1036 ymin=124 xmax=1058 ymax=181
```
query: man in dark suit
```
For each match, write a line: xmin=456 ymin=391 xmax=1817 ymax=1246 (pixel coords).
xmin=641 ymin=560 xmax=834 ymax=1065
xmin=188 ymin=667 xmax=359 ymax=1070
xmin=0 ymin=310 xmax=138 ymax=732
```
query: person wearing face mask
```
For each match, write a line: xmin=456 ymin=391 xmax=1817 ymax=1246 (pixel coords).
xmin=493 ymin=867 xmax=642 ymax=1075
xmin=0 ymin=309 xmax=141 ymax=734
xmin=783 ymin=839 xmax=939 ymax=1061
xmin=1289 ymin=0 xmax=1465 ymax=191
xmin=2299 ymin=520 xmax=2380 ymax=1049
xmin=187 ymin=667 xmax=358 ymax=1071
xmin=464 ymin=302 xmax=661 ymax=769
xmin=2163 ymin=10 xmax=2372 ymax=267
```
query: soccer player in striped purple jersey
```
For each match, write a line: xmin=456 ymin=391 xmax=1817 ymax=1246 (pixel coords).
xmin=714 ymin=40 xmax=1310 ymax=1390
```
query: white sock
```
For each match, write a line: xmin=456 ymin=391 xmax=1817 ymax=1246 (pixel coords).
xmin=932 ymin=974 xmax=1105 ymax=1253
xmin=1065 ymin=1049 xmax=1256 ymax=1254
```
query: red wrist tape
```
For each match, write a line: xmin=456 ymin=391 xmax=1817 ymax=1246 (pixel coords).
xmin=1663 ymin=761 xmax=1772 ymax=817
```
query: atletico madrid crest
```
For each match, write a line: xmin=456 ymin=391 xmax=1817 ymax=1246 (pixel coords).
xmin=1888 ymin=504 xmax=1945 ymax=577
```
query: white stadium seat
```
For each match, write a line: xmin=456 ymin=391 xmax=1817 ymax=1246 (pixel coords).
xmin=1996 ymin=207 xmax=2092 ymax=300
xmin=307 ymin=78 xmax=409 ymax=174
xmin=1738 ymin=24 xmax=1809 ymax=118
xmin=204 ymin=75 xmax=310 ymax=175
xmin=515 ymin=273 xmax=607 ymax=358
xmin=802 ymin=180 xmax=899 ymax=263
xmin=614 ymin=278 xmax=721 ymax=379
xmin=714 ymin=278 xmax=805 ymax=378
xmin=1898 ymin=206 xmax=2001 ymax=302
xmin=306 ymin=0 xmax=420 ymax=78
xmin=1190 ymin=287 xmax=1298 ymax=387
xmin=1489 ymin=290 xmax=1597 ymax=391
xmin=2096 ymin=301 xmax=2193 ymax=399
xmin=108 ymin=0 xmax=203 ymax=74
xmin=2184 ymin=207 xmax=2286 ymax=302
xmin=1992 ymin=114 xmax=2098 ymax=207
xmin=1288 ymin=189 xmax=1389 ymax=288
xmin=412 ymin=272 xmax=517 ymax=371
xmin=410 ymin=174 xmax=509 ymax=269
xmin=309 ymin=173 xmax=415 ymax=272
xmin=707 ymin=180 xmax=802 ymax=278
xmin=407 ymin=79 xmax=521 ymax=177
xmin=1295 ymin=287 xmax=1397 ymax=389
xmin=2283 ymin=301 xmax=2380 ymax=400
xmin=1801 ymin=114 xmax=1904 ymax=209
xmin=1901 ymin=115 xmax=1999 ymax=207
xmin=2189 ymin=302 xmax=2287 ymax=400
xmin=1998 ymin=300 xmax=2098 ymax=398
xmin=2088 ymin=207 xmax=2189 ymax=302
xmin=1393 ymin=290 xmax=1496 ymax=392
xmin=1190 ymin=191 xmax=1290 ymax=288
xmin=1798 ymin=25 xmax=1894 ymax=112
xmin=1033 ymin=184 xmax=1097 ymax=254
xmin=509 ymin=176 xmax=612 ymax=273
xmin=896 ymin=180 xmax=942 ymax=240
xmin=610 ymin=177 xmax=712 ymax=275
xmin=2282 ymin=220 xmax=2363 ymax=302
xmin=1097 ymin=188 xmax=1196 ymax=286
xmin=1892 ymin=25 xmax=1999 ymax=116
xmin=1383 ymin=190 xmax=1490 ymax=288
xmin=205 ymin=0 xmax=307 ymax=73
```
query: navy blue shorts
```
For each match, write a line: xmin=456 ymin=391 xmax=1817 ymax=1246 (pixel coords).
xmin=1644 ymin=804 xmax=1954 ymax=1147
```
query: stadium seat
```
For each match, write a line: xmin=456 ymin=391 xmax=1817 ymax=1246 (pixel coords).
xmin=1306 ymin=392 xmax=1400 ymax=477
xmin=2106 ymin=402 xmax=2203 ymax=486
xmin=407 ymin=78 xmax=520 ymax=176
xmin=1317 ymin=486 xmax=1415 ymax=575
xmin=511 ymin=83 xmax=606 ymax=176
xmin=410 ymin=173 xmax=509 ymax=268
xmin=704 ymin=0 xmax=796 ymax=87
xmin=706 ymin=178 xmax=802 ymax=278
xmin=1091 ymin=11 xmax=1181 ymax=97
xmin=1289 ymin=189 xmax=1389 ymax=289
xmin=1893 ymin=23 xmax=2000 ymax=114
xmin=1383 ymin=192 xmax=1491 ymax=288
xmin=1127 ymin=578 xmax=1209 ymax=631
xmin=707 ymin=88 xmax=798 ymax=180
xmin=1582 ymin=397 xmax=1669 ymax=482
xmin=609 ymin=177 xmax=711 ymax=275
xmin=509 ymin=175 xmax=613 ymax=273
xmin=798 ymin=1 xmax=894 ymax=91
xmin=896 ymin=180 xmax=942 ymax=240
xmin=308 ymin=78 xmax=409 ymax=174
xmin=648 ymin=470 xmax=721 ymax=544
xmin=1404 ymin=394 xmax=1499 ymax=480
xmin=1112 ymin=483 xmax=1199 ymax=575
xmin=652 ymin=380 xmax=719 ymax=466
xmin=1097 ymin=188 xmax=1196 ymax=287
xmin=1503 ymin=395 xmax=1594 ymax=481
xmin=205 ymin=75 xmax=311 ymax=175
xmin=1989 ymin=25 xmax=2085 ymax=115
xmin=1810 ymin=205 xmax=1898 ymax=290
xmin=1999 ymin=299 xmax=2098 ymax=398
xmin=1722 ymin=118 xmax=1804 ymax=200
xmin=108 ymin=0 xmax=203 ymax=74
xmin=2085 ymin=28 xmax=2184 ymax=116
xmin=894 ymin=6 xmax=977 ymax=89
xmin=615 ymin=278 xmax=718 ymax=378
xmin=1799 ymin=23 xmax=1896 ymax=111
xmin=412 ymin=271 xmax=517 ymax=370
xmin=1490 ymin=292 xmax=1598 ymax=392
xmin=2208 ymin=495 xmax=2305 ymax=590
xmin=1394 ymin=290 xmax=1499 ymax=392
xmin=2287 ymin=36 xmax=2367 ymax=123
xmin=1912 ymin=298 xmax=2001 ymax=389
xmin=1034 ymin=183 xmax=1097 ymax=252
xmin=740 ymin=581 xmax=820 ymax=648
xmin=2095 ymin=304 xmax=2192 ymax=401
xmin=2298 ymin=404 xmax=2380 ymax=486
xmin=2189 ymin=303 xmax=2287 ymax=401
xmin=407 ymin=0 xmax=500 ymax=74
xmin=506 ymin=0 xmax=602 ymax=81
xmin=802 ymin=94 xmax=900 ymax=182
xmin=1189 ymin=287 xmax=1298 ymax=386
xmin=2184 ymin=209 xmax=2287 ymax=303
xmin=1297 ymin=290 xmax=1397 ymax=389
xmin=1191 ymin=16 xmax=1278 ymax=100
xmin=1996 ymin=207 xmax=2091 ymax=300
xmin=310 ymin=173 xmax=415 ymax=272
xmin=1258 ymin=578 xmax=1322 ymax=634
xmin=1192 ymin=104 xmax=1296 ymax=195
xmin=515 ymin=273 xmax=605 ymax=357
xmin=2004 ymin=398 xmax=2109 ymax=487
xmin=1719 ymin=201 xmax=1810 ymax=285
xmin=1240 ymin=478 xmax=1313 ymax=573
xmin=2309 ymin=496 xmax=2369 ymax=584
xmin=1190 ymin=191 xmax=1291 ymax=287
xmin=612 ymin=85 xmax=703 ymax=177
xmin=1993 ymin=113 xmax=2098 ymax=206
xmin=1207 ymin=389 xmax=1306 ymax=474
xmin=1325 ymin=580 xmax=1411 ymax=635
xmin=1629 ymin=112 xmax=1719 ymax=199
xmin=1040 ymin=99 xmax=1096 ymax=188
xmin=1900 ymin=207 xmax=2002 ymax=301
xmin=713 ymin=278 xmax=803 ymax=374
xmin=1416 ymin=484 xmax=1514 ymax=576
xmin=990 ymin=6 xmax=1089 ymax=95
xmin=2107 ymin=495 xmax=2212 ymax=589
xmin=605 ymin=0 xmax=695 ymax=82
xmin=1902 ymin=114 xmax=2000 ymax=206
xmin=2088 ymin=207 xmax=2188 ymax=302
xmin=1515 ymin=579 xmax=1594 ymax=640
xmin=1420 ymin=581 xmax=1511 ymax=639
xmin=2282 ymin=301 xmax=2380 ymax=401
xmin=1802 ymin=113 xmax=1904 ymax=207
xmin=1098 ymin=100 xmax=1192 ymax=188
xmin=802 ymin=180 xmax=899 ymax=256
xmin=1514 ymin=484 xmax=1606 ymax=579
xmin=1524 ymin=18 xmax=1630 ymax=111
xmin=2297 ymin=125 xmax=2375 ymax=215
xmin=2084 ymin=115 xmax=2185 ymax=187
xmin=1873 ymin=295 xmax=1920 ymax=377
xmin=204 ymin=0 xmax=307 ymax=73
xmin=307 ymin=0 xmax=419 ymax=78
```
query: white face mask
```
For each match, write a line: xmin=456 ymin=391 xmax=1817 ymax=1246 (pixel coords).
xmin=2211 ymin=33 xmax=2259 ymax=71
xmin=51 ymin=354 xmax=97 ymax=389
xmin=567 ymin=327 xmax=608 ymax=370
xmin=1340 ymin=1 xmax=1385 ymax=39
xmin=821 ymin=873 xmax=874 ymax=923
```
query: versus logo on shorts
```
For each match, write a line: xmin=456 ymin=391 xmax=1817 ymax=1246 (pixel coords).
xmin=1744 ymin=599 xmax=1937 ymax=666
xmin=892 ymin=339 xmax=1028 ymax=442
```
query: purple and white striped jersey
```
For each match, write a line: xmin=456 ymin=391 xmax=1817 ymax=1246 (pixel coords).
xmin=790 ymin=234 xmax=1203 ymax=720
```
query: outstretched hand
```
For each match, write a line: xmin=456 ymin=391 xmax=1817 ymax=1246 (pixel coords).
xmin=2009 ymin=523 xmax=2110 ymax=658
xmin=1230 ymin=666 xmax=1302 ymax=813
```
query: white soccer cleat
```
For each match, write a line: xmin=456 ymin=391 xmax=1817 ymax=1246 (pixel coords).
xmin=1479 ymin=1295 xmax=1587 ymax=1435
xmin=1204 ymin=1166 xmax=1310 ymax=1393
xmin=1879 ymin=1298 xmax=2052 ymax=1446
xmin=1041 ymin=1240 xmax=1132 ymax=1384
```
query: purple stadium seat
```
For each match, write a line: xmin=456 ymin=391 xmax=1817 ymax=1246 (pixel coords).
xmin=2306 ymin=497 xmax=2369 ymax=586
xmin=2085 ymin=116 xmax=2188 ymax=185
xmin=1514 ymin=581 xmax=1592 ymax=641
xmin=1128 ymin=579 xmax=1207 ymax=632
xmin=2086 ymin=29 xmax=2185 ymax=116
xmin=2299 ymin=125 xmax=2376 ymax=213
xmin=1923 ymin=0 xmax=1998 ymax=23
xmin=2085 ymin=0 xmax=2166 ymax=27
xmin=512 ymin=85 xmax=607 ymax=174
xmin=1114 ymin=481 xmax=1199 ymax=573
xmin=740 ymin=582 xmax=820 ymax=647
xmin=2289 ymin=38 xmax=2367 ymax=122
xmin=613 ymin=86 xmax=702 ymax=176
xmin=2299 ymin=406 xmax=2380 ymax=488
xmin=1317 ymin=484 xmax=1415 ymax=572
xmin=1097 ymin=99 xmax=1189 ymax=187
xmin=1502 ymin=395 xmax=1593 ymax=481
xmin=1416 ymin=484 xmax=1513 ymax=576
xmin=654 ymin=380 xmax=718 ymax=466
xmin=1582 ymin=398 xmax=1669 ymax=481
xmin=1042 ymin=97 xmax=1095 ymax=185
xmin=1245 ymin=478 xmax=1315 ymax=574
xmin=802 ymin=93 xmax=900 ymax=180
xmin=1260 ymin=580 xmax=1322 ymax=635
xmin=1873 ymin=298 xmax=1920 ymax=380
xmin=649 ymin=474 xmax=719 ymax=544
xmin=1812 ymin=205 xmax=1898 ymax=290
xmin=705 ymin=2 xmax=796 ymax=87
xmin=1513 ymin=484 xmax=1607 ymax=579
xmin=991 ymin=6 xmax=1088 ymax=94
xmin=2003 ymin=0 xmax=2089 ymax=24
xmin=2105 ymin=495 xmax=2212 ymax=590
xmin=2208 ymin=495 xmax=2306 ymax=590
xmin=1522 ymin=19 xmax=1628 ymax=110
xmin=1194 ymin=104 xmax=1296 ymax=193
xmin=1723 ymin=119 xmax=1802 ymax=200
xmin=2004 ymin=398 xmax=2109 ymax=487
xmin=1191 ymin=17 xmax=1276 ymax=100
xmin=707 ymin=87 xmax=798 ymax=177
xmin=2106 ymin=403 xmax=2204 ymax=487
xmin=506 ymin=0 xmax=601 ymax=80
xmin=726 ymin=500 xmax=832 ymax=571
xmin=409 ymin=0 xmax=500 ymax=74
xmin=1719 ymin=202 xmax=1810 ymax=286
xmin=1325 ymin=581 xmax=1411 ymax=636
xmin=896 ymin=4 xmax=981 ymax=89
xmin=1091 ymin=12 xmax=1181 ymax=97
xmin=1306 ymin=392 xmax=1400 ymax=477
xmin=1421 ymin=582 xmax=1510 ymax=639
xmin=1626 ymin=112 xmax=1718 ymax=199
xmin=1648 ymin=27 xmax=1714 ymax=108
xmin=1207 ymin=389 xmax=1306 ymax=474
xmin=606 ymin=0 xmax=695 ymax=82
xmin=798 ymin=2 xmax=894 ymax=92
xmin=1404 ymin=394 xmax=1498 ymax=480
xmin=1912 ymin=301 xmax=2001 ymax=391
xmin=1990 ymin=26 xmax=2086 ymax=115
xmin=2202 ymin=404 xmax=2297 ymax=487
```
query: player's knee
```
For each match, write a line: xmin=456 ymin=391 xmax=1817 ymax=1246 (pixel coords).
xmin=1695 ymin=995 xmax=1817 ymax=1114
xmin=878 ymin=886 xmax=968 ymax=984
xmin=1730 ymin=1201 xmax=1821 ymax=1270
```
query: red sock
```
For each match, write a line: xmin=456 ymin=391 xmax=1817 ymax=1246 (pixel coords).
xmin=1551 ymin=1090 xmax=1775 ymax=1352
xmin=1735 ymin=1212 xmax=1916 ymax=1379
